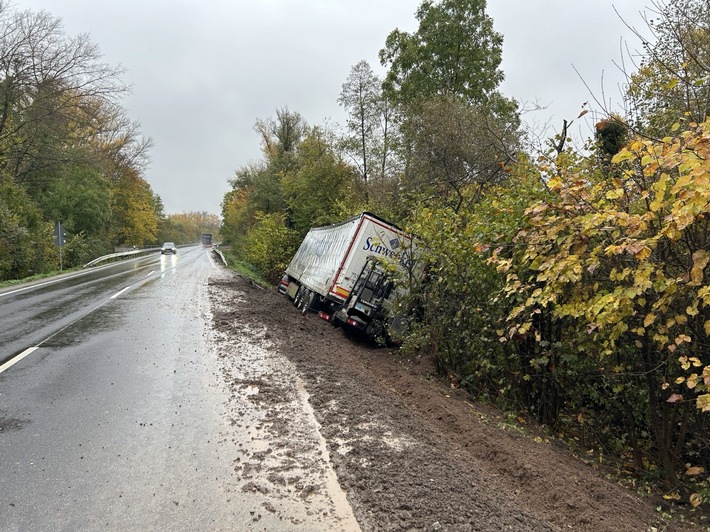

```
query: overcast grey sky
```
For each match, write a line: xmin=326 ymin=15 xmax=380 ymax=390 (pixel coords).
xmin=16 ymin=0 xmax=650 ymax=216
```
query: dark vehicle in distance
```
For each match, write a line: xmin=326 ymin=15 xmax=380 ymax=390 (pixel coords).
xmin=201 ymin=234 xmax=213 ymax=248
xmin=161 ymin=242 xmax=177 ymax=254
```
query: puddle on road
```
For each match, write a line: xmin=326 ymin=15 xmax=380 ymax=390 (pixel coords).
xmin=209 ymin=288 xmax=360 ymax=532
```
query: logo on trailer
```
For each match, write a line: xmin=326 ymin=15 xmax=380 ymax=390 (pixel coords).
xmin=363 ymin=236 xmax=400 ymax=258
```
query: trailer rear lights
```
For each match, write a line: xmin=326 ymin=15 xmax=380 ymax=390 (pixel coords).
xmin=347 ymin=318 xmax=361 ymax=328
xmin=318 ymin=311 xmax=332 ymax=321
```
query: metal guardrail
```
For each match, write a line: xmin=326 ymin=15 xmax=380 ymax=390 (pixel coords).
xmin=83 ymin=246 xmax=227 ymax=268
xmin=83 ymin=248 xmax=160 ymax=268
xmin=212 ymin=248 xmax=227 ymax=266
xmin=84 ymin=244 xmax=222 ymax=269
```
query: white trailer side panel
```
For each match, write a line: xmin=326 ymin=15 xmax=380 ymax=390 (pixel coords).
xmin=285 ymin=216 xmax=359 ymax=297
xmin=286 ymin=213 xmax=413 ymax=304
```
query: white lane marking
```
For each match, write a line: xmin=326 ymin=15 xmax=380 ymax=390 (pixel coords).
xmin=0 ymin=258 xmax=160 ymax=300
xmin=0 ymin=346 xmax=38 ymax=374
xmin=1 ymin=268 xmax=163 ymax=373
xmin=110 ymin=286 xmax=131 ymax=299
xmin=0 ymin=272 xmax=89 ymax=298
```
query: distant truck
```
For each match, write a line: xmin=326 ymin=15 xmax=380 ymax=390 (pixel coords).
xmin=201 ymin=233 xmax=213 ymax=248
xmin=281 ymin=212 xmax=416 ymax=341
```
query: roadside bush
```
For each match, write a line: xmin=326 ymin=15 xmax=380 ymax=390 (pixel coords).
xmin=493 ymin=120 xmax=710 ymax=502
xmin=401 ymin=157 xmax=550 ymax=406
xmin=0 ymin=179 xmax=56 ymax=280
xmin=243 ymin=212 xmax=300 ymax=283
xmin=62 ymin=232 xmax=92 ymax=268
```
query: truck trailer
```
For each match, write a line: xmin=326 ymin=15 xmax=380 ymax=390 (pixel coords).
xmin=201 ymin=233 xmax=213 ymax=248
xmin=281 ymin=212 xmax=415 ymax=340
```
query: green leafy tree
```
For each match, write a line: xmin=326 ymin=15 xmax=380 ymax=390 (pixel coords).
xmin=398 ymin=94 xmax=520 ymax=213
xmin=0 ymin=176 xmax=55 ymax=279
xmin=376 ymin=0 xmax=519 ymax=219
xmin=379 ymin=0 xmax=509 ymax=111
xmin=221 ymin=109 xmax=309 ymax=269
xmin=38 ymin=163 xmax=112 ymax=237
xmin=282 ymin=127 xmax=359 ymax=234
xmin=111 ymin=169 xmax=160 ymax=246
xmin=338 ymin=60 xmax=398 ymax=205
xmin=242 ymin=212 xmax=299 ymax=283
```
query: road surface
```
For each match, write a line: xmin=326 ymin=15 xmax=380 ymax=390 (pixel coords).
xmin=0 ymin=248 xmax=358 ymax=531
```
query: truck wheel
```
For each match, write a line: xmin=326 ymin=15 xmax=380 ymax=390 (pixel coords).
xmin=293 ymin=286 xmax=304 ymax=307
xmin=301 ymin=290 xmax=314 ymax=316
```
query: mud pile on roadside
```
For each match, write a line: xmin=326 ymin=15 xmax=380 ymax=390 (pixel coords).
xmin=209 ymin=271 xmax=705 ymax=532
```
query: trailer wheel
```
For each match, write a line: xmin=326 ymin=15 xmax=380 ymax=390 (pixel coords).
xmin=293 ymin=285 xmax=304 ymax=307
xmin=301 ymin=290 xmax=314 ymax=316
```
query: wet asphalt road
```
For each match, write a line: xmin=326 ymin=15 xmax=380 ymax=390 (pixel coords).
xmin=0 ymin=248 xmax=258 ymax=530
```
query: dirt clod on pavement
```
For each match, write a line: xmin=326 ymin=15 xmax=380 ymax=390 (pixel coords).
xmin=209 ymin=270 xmax=706 ymax=532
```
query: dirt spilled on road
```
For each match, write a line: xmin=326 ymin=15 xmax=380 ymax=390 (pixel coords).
xmin=208 ymin=269 xmax=705 ymax=532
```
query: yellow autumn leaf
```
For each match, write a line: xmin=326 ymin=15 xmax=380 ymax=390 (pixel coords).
xmin=547 ymin=176 xmax=562 ymax=191
xmin=675 ymin=334 xmax=692 ymax=345
xmin=671 ymin=174 xmax=692 ymax=192
xmin=704 ymin=320 xmax=710 ymax=335
xmin=644 ymin=313 xmax=656 ymax=327
xmin=611 ymin=148 xmax=633 ymax=163
xmin=686 ymin=374 xmax=700 ymax=389
xmin=698 ymin=393 xmax=710 ymax=412
xmin=690 ymin=250 xmax=710 ymax=286
xmin=636 ymin=247 xmax=652 ymax=261
xmin=685 ymin=466 xmax=705 ymax=476
xmin=689 ymin=493 xmax=703 ymax=508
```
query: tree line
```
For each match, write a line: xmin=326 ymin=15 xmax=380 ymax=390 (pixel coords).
xmin=0 ymin=2 xmax=217 ymax=280
xmin=221 ymin=0 xmax=709 ymax=508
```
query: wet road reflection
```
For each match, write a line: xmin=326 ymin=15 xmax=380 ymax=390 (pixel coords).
xmin=0 ymin=247 xmax=253 ymax=530
xmin=0 ymin=247 xmax=200 ymax=366
xmin=0 ymin=247 xmax=359 ymax=531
